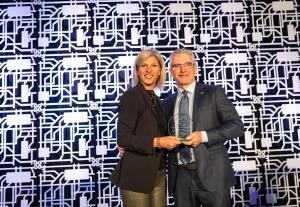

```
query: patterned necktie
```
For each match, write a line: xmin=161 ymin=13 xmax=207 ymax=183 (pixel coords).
xmin=179 ymin=90 xmax=192 ymax=164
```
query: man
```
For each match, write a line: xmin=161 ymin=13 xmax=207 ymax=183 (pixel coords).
xmin=164 ymin=49 xmax=244 ymax=207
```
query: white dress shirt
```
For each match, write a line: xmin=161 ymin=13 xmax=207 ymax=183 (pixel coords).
xmin=174 ymin=81 xmax=208 ymax=164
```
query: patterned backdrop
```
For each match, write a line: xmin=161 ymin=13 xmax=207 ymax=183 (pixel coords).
xmin=0 ymin=0 xmax=299 ymax=206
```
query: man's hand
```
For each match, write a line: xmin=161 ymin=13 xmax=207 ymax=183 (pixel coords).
xmin=118 ymin=145 xmax=125 ymax=156
xmin=183 ymin=131 xmax=202 ymax=147
xmin=154 ymin=136 xmax=181 ymax=150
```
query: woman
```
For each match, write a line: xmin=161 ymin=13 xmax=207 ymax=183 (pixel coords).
xmin=110 ymin=49 xmax=180 ymax=207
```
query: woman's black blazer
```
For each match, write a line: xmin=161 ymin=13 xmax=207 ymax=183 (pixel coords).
xmin=110 ymin=83 xmax=167 ymax=193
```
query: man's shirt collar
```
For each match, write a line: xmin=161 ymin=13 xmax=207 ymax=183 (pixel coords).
xmin=178 ymin=81 xmax=196 ymax=96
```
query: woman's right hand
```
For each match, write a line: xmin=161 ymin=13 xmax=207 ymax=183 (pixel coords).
xmin=118 ymin=146 xmax=125 ymax=156
xmin=153 ymin=136 xmax=181 ymax=150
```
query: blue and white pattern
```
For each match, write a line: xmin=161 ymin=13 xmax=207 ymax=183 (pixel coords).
xmin=0 ymin=0 xmax=299 ymax=206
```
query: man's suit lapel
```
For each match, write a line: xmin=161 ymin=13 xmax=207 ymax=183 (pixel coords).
xmin=168 ymin=93 xmax=177 ymax=119
xmin=192 ymin=83 xmax=207 ymax=129
xmin=192 ymin=83 xmax=209 ymax=168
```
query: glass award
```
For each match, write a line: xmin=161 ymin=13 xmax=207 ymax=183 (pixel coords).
xmin=168 ymin=113 xmax=193 ymax=142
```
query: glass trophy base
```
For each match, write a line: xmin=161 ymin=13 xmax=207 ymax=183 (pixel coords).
xmin=178 ymin=137 xmax=191 ymax=142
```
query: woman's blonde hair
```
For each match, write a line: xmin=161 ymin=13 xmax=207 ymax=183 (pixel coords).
xmin=131 ymin=49 xmax=166 ymax=91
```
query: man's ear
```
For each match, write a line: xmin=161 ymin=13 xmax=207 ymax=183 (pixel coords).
xmin=169 ymin=68 xmax=174 ymax=78
xmin=193 ymin=65 xmax=197 ymax=76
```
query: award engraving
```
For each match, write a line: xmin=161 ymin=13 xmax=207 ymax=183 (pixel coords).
xmin=168 ymin=113 xmax=192 ymax=142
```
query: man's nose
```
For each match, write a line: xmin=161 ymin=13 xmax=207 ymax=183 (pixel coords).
xmin=180 ymin=67 xmax=187 ymax=72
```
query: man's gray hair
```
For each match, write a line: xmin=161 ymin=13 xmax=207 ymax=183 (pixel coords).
xmin=169 ymin=49 xmax=197 ymax=68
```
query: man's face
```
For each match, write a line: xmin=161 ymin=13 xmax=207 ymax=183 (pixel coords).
xmin=170 ymin=53 xmax=196 ymax=89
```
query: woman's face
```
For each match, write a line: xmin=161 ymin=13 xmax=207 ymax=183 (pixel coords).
xmin=137 ymin=56 xmax=161 ymax=90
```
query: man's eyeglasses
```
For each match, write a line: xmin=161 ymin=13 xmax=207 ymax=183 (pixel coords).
xmin=171 ymin=62 xmax=194 ymax=71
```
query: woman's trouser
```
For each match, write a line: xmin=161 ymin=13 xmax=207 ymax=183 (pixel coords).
xmin=120 ymin=169 xmax=166 ymax=207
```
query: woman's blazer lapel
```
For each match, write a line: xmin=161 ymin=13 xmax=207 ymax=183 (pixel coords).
xmin=137 ymin=84 xmax=166 ymax=132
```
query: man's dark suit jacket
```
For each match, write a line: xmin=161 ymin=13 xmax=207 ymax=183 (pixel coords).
xmin=164 ymin=82 xmax=244 ymax=193
xmin=110 ymin=83 xmax=167 ymax=193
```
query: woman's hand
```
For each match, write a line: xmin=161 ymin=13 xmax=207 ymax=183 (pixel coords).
xmin=154 ymin=136 xmax=181 ymax=150
xmin=118 ymin=145 xmax=125 ymax=156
